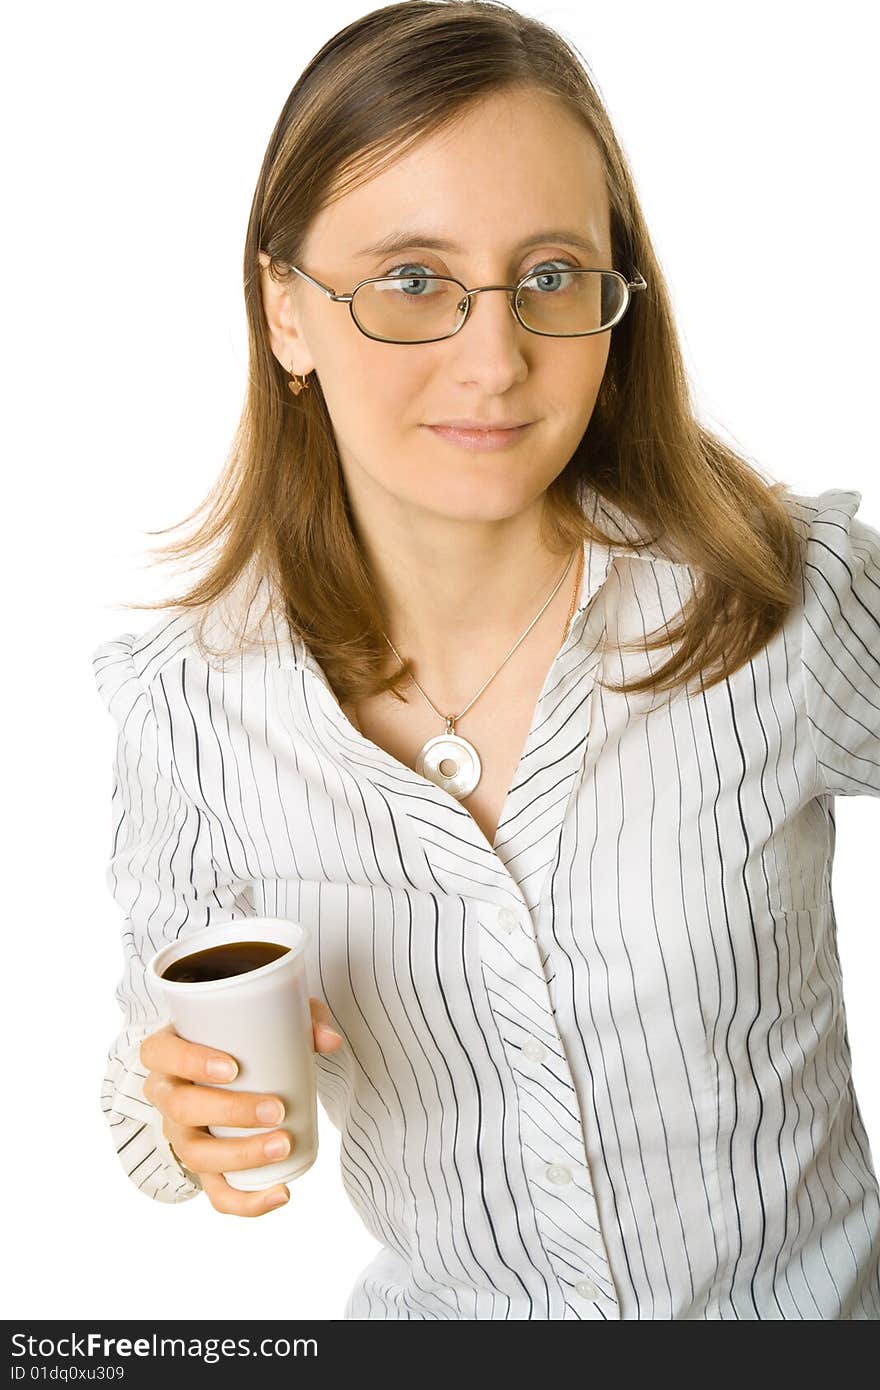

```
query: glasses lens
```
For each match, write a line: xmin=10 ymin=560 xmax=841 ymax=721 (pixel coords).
xmin=515 ymin=269 xmax=628 ymax=336
xmin=351 ymin=269 xmax=629 ymax=342
xmin=352 ymin=275 xmax=467 ymax=343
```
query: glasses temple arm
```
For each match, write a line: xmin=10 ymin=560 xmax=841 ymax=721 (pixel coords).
xmin=289 ymin=264 xmax=353 ymax=303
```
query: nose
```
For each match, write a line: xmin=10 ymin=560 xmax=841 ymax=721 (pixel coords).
xmin=447 ymin=285 xmax=530 ymax=385
xmin=447 ymin=286 xmax=530 ymax=389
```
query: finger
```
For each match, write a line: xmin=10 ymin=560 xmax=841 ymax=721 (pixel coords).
xmin=199 ymin=1169 xmax=290 ymax=1217
xmin=138 ymin=1021 xmax=174 ymax=1072
xmin=148 ymin=1074 xmax=287 ymax=1132
xmin=314 ymin=1023 xmax=343 ymax=1052
xmin=169 ymin=1122 xmax=293 ymax=1174
xmin=309 ymin=996 xmax=334 ymax=1026
xmin=309 ymin=997 xmax=343 ymax=1051
xmin=140 ymin=1024 xmax=240 ymax=1085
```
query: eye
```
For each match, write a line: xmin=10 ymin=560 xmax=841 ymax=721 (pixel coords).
xmin=382 ymin=261 xmax=439 ymax=277
xmin=375 ymin=263 xmax=443 ymax=297
xmin=522 ymin=259 xmax=582 ymax=293
xmin=527 ymin=258 xmax=580 ymax=273
xmin=379 ymin=256 xmax=582 ymax=283
xmin=380 ymin=261 xmax=439 ymax=282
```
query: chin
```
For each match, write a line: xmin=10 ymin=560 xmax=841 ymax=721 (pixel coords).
xmin=420 ymin=482 xmax=543 ymax=524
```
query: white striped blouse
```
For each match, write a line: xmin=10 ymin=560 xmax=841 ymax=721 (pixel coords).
xmin=91 ymin=483 xmax=880 ymax=1319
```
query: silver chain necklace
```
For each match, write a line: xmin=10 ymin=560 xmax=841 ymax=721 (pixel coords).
xmin=380 ymin=546 xmax=583 ymax=801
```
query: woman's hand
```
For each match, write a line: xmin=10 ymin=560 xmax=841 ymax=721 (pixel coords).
xmin=139 ymin=997 xmax=342 ymax=1217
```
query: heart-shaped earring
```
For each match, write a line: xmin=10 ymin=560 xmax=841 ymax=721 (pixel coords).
xmin=288 ymin=364 xmax=311 ymax=395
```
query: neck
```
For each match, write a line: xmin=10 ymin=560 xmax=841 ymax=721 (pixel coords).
xmin=348 ymin=487 xmax=580 ymax=692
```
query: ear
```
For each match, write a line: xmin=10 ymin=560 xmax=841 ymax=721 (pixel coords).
xmin=258 ymin=252 xmax=314 ymax=376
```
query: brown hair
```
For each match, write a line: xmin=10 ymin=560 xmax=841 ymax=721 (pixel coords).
xmin=122 ymin=0 xmax=802 ymax=702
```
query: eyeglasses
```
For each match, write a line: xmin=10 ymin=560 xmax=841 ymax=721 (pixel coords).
xmin=285 ymin=259 xmax=647 ymax=344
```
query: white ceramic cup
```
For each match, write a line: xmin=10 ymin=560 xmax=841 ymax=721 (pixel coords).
xmin=146 ymin=917 xmax=318 ymax=1191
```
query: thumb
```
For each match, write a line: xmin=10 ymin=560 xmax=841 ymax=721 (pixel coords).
xmin=309 ymin=997 xmax=343 ymax=1046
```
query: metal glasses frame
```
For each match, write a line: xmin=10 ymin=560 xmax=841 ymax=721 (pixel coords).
xmin=284 ymin=261 xmax=648 ymax=344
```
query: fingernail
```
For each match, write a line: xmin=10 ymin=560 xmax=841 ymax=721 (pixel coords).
xmin=257 ymin=1100 xmax=285 ymax=1125
xmin=206 ymin=1058 xmax=237 ymax=1080
xmin=318 ymin=1024 xmax=341 ymax=1043
xmin=264 ymin=1133 xmax=290 ymax=1159
xmin=267 ymin=1189 xmax=289 ymax=1208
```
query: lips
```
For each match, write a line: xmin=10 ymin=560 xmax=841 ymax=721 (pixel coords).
xmin=424 ymin=422 xmax=534 ymax=451
xmin=430 ymin=421 xmax=532 ymax=430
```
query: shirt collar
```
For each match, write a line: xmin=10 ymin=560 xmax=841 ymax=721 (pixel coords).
xmin=579 ymin=482 xmax=685 ymax=565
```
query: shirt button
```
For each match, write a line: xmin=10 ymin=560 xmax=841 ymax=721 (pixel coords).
xmin=575 ymin=1278 xmax=599 ymax=1300
xmin=522 ymin=1039 xmax=546 ymax=1062
xmin=497 ymin=906 xmax=519 ymax=932
xmin=545 ymin=1164 xmax=571 ymax=1185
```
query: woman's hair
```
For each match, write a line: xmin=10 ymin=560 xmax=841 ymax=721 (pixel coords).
xmin=124 ymin=0 xmax=803 ymax=702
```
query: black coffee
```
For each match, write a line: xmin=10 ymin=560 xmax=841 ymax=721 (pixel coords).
xmin=161 ymin=940 xmax=290 ymax=984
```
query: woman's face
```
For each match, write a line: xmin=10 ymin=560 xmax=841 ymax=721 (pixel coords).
xmin=260 ymin=85 xmax=615 ymax=526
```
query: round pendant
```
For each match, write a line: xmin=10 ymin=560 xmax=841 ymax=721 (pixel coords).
xmin=415 ymin=731 xmax=482 ymax=800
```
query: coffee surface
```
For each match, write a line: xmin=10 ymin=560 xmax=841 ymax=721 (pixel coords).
xmin=161 ymin=940 xmax=290 ymax=983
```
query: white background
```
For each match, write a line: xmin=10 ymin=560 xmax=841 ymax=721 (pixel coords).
xmin=4 ymin=0 xmax=878 ymax=1321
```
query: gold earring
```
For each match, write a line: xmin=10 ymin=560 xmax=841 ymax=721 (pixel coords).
xmin=288 ymin=364 xmax=311 ymax=395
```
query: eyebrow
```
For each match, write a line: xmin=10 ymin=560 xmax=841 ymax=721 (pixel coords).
xmin=353 ymin=228 xmax=603 ymax=260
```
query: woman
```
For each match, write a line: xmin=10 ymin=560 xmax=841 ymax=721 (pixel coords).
xmin=91 ymin=0 xmax=880 ymax=1318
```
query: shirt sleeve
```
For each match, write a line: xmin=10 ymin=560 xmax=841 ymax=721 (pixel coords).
xmin=801 ymin=488 xmax=880 ymax=798
xmin=91 ymin=632 xmax=235 ymax=1203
